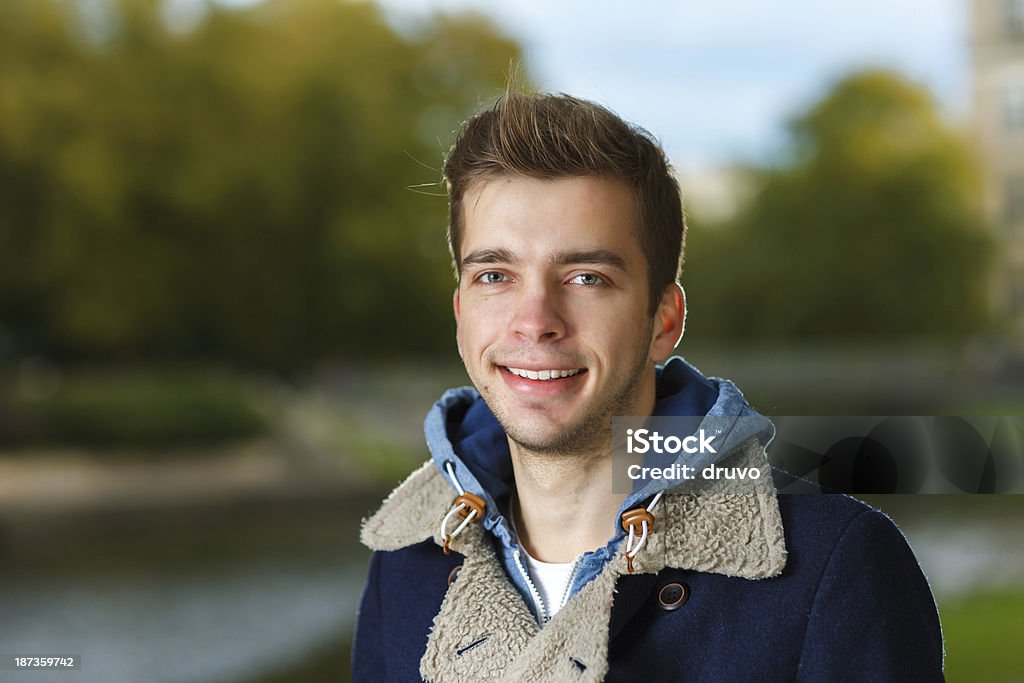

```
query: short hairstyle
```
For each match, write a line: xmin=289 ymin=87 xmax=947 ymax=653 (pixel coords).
xmin=443 ymin=89 xmax=685 ymax=315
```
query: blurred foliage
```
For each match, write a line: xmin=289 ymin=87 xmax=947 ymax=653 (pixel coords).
xmin=940 ymin=586 xmax=1024 ymax=682
xmin=685 ymin=70 xmax=994 ymax=341
xmin=0 ymin=0 xmax=521 ymax=369
xmin=283 ymin=393 xmax=422 ymax=485
xmin=0 ymin=6 xmax=994 ymax=365
xmin=0 ymin=366 xmax=268 ymax=447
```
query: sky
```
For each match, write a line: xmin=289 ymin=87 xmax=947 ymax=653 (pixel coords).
xmin=372 ymin=0 xmax=968 ymax=175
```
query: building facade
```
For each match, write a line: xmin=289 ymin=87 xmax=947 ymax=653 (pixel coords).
xmin=971 ymin=0 xmax=1024 ymax=341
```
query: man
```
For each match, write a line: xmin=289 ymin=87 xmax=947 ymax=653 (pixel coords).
xmin=353 ymin=90 xmax=944 ymax=682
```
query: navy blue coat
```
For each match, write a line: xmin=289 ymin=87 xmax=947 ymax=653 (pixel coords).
xmin=353 ymin=492 xmax=944 ymax=682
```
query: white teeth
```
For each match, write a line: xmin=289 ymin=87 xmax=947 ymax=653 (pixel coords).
xmin=506 ymin=367 xmax=583 ymax=381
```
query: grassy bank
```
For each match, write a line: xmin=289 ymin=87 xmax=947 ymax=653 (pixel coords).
xmin=941 ymin=585 xmax=1024 ymax=682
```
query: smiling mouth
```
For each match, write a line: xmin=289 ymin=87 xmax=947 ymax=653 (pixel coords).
xmin=502 ymin=366 xmax=586 ymax=381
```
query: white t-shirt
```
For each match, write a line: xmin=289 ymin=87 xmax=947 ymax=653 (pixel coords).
xmin=521 ymin=546 xmax=576 ymax=619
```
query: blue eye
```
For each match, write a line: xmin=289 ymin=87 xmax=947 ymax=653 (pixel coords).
xmin=477 ymin=271 xmax=507 ymax=284
xmin=569 ymin=273 xmax=605 ymax=286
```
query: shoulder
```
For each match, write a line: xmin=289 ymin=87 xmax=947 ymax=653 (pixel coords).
xmin=740 ymin=493 xmax=942 ymax=642
xmin=776 ymin=492 xmax=932 ymax=596
xmin=777 ymin=493 xmax=917 ymax=569
xmin=780 ymin=489 xmax=873 ymax=520
xmin=778 ymin=495 xmax=945 ymax=679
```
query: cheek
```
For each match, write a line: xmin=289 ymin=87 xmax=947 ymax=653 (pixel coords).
xmin=455 ymin=309 xmax=493 ymax=355
xmin=592 ymin=313 xmax=652 ymax=360
xmin=462 ymin=295 xmax=510 ymax=327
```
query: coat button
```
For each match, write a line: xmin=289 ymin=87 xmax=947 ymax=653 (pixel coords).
xmin=448 ymin=564 xmax=462 ymax=586
xmin=657 ymin=582 xmax=689 ymax=611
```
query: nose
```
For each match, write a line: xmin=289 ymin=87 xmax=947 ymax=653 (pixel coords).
xmin=511 ymin=281 xmax=567 ymax=343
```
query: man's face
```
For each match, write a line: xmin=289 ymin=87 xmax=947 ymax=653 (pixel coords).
xmin=454 ymin=175 xmax=678 ymax=455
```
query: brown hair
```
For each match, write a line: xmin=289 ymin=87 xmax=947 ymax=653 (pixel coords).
xmin=443 ymin=89 xmax=685 ymax=315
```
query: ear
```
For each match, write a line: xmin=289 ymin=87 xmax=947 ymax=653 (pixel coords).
xmin=650 ymin=282 xmax=685 ymax=362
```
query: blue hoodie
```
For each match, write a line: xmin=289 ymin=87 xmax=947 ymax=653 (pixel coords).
xmin=422 ymin=356 xmax=775 ymax=623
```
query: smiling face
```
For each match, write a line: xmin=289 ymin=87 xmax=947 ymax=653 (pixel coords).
xmin=454 ymin=175 xmax=683 ymax=456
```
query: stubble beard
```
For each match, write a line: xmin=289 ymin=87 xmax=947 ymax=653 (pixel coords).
xmin=483 ymin=324 xmax=654 ymax=458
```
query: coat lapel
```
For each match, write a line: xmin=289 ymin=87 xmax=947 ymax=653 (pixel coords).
xmin=418 ymin=524 xmax=539 ymax=682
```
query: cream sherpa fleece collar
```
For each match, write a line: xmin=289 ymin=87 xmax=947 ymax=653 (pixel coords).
xmin=360 ymin=438 xmax=787 ymax=683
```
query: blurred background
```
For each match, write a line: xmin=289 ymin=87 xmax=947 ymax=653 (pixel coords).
xmin=0 ymin=0 xmax=1022 ymax=681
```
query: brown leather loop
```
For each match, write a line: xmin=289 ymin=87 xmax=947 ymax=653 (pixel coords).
xmin=620 ymin=508 xmax=655 ymax=534
xmin=621 ymin=508 xmax=656 ymax=573
xmin=441 ymin=493 xmax=487 ymax=555
xmin=454 ymin=492 xmax=486 ymax=521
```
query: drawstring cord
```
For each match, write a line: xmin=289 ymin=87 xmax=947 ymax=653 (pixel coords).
xmin=622 ymin=491 xmax=663 ymax=573
xmin=440 ymin=457 xmax=663 ymax=571
xmin=439 ymin=461 xmax=486 ymax=554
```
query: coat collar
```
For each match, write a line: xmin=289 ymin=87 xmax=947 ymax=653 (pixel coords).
xmin=361 ymin=439 xmax=788 ymax=683
xmin=361 ymin=437 xmax=786 ymax=580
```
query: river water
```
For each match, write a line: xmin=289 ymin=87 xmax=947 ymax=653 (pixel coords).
xmin=0 ymin=497 xmax=373 ymax=683
xmin=0 ymin=495 xmax=1021 ymax=683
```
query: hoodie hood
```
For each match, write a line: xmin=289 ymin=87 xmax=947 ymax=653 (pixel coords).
xmin=423 ymin=356 xmax=775 ymax=536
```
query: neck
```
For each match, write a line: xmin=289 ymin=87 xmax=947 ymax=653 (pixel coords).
xmin=509 ymin=442 xmax=626 ymax=563
xmin=508 ymin=390 xmax=655 ymax=563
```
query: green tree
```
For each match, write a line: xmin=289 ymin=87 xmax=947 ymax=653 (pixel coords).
xmin=0 ymin=0 xmax=523 ymax=369
xmin=684 ymin=70 xmax=993 ymax=341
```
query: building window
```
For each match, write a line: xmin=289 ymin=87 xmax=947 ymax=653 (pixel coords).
xmin=1006 ymin=0 xmax=1024 ymax=41
xmin=1006 ymin=174 xmax=1024 ymax=230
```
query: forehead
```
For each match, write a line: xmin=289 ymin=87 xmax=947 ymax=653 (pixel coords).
xmin=461 ymin=175 xmax=641 ymax=258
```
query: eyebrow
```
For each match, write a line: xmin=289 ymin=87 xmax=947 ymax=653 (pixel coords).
xmin=460 ymin=248 xmax=628 ymax=274
xmin=553 ymin=249 xmax=628 ymax=272
xmin=461 ymin=248 xmax=518 ymax=270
